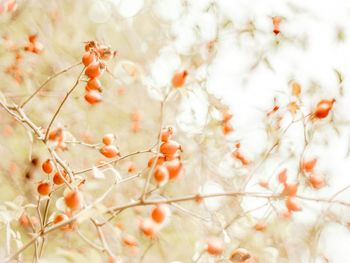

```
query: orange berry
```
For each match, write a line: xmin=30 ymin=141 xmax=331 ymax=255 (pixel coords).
xmin=100 ymin=145 xmax=119 ymax=158
xmin=42 ymin=159 xmax=54 ymax=174
xmin=286 ymin=197 xmax=302 ymax=212
xmin=54 ymin=214 xmax=70 ymax=231
xmin=258 ymin=179 xmax=269 ymax=189
xmin=53 ymin=171 xmax=69 ymax=185
xmin=309 ymin=173 xmax=325 ymax=189
xmin=160 ymin=140 xmax=181 ymax=156
xmin=86 ymin=78 xmax=102 ymax=91
xmin=254 ymin=222 xmax=267 ymax=231
xmin=207 ymin=238 xmax=224 ymax=256
xmin=222 ymin=112 xmax=233 ymax=122
xmin=272 ymin=16 xmax=281 ymax=35
xmin=64 ymin=190 xmax=83 ymax=210
xmin=123 ymin=234 xmax=137 ymax=247
xmin=102 ymin=133 xmax=115 ymax=145
xmin=85 ymin=61 xmax=102 ymax=78
xmin=233 ymin=151 xmax=250 ymax=166
xmin=19 ymin=213 xmax=29 ymax=227
xmin=53 ymin=213 xmax=69 ymax=225
xmin=172 ymin=70 xmax=188 ymax=88
xmin=314 ymin=99 xmax=335 ymax=119
xmin=85 ymin=90 xmax=102 ymax=105
xmin=223 ymin=122 xmax=233 ymax=135
xmin=153 ymin=165 xmax=169 ymax=184
xmin=82 ymin=51 xmax=96 ymax=66
xmin=164 ymin=159 xmax=182 ymax=180
xmin=160 ymin=126 xmax=174 ymax=142
xmin=151 ymin=204 xmax=169 ymax=224
xmin=48 ymin=127 xmax=64 ymax=141
xmin=148 ymin=155 xmax=165 ymax=168
xmin=281 ymin=183 xmax=298 ymax=197
xmin=28 ymin=34 xmax=38 ymax=43
xmin=140 ymin=219 xmax=156 ymax=237
xmin=277 ymin=169 xmax=287 ymax=184
xmin=301 ymin=158 xmax=317 ymax=173
xmin=37 ymin=181 xmax=51 ymax=196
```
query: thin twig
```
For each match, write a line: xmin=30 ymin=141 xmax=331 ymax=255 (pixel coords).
xmin=44 ymin=67 xmax=85 ymax=142
xmin=21 ymin=62 xmax=82 ymax=108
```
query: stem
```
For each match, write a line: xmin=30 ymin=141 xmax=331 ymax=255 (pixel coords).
xmin=44 ymin=67 xmax=84 ymax=142
xmin=21 ymin=62 xmax=82 ymax=108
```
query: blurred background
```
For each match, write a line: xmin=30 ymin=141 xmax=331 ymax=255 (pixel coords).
xmin=1 ymin=0 xmax=350 ymax=262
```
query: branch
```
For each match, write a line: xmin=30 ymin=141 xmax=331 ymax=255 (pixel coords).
xmin=20 ymin=62 xmax=82 ymax=108
xmin=44 ymin=66 xmax=85 ymax=142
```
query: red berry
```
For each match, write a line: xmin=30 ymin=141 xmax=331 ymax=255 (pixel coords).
xmin=85 ymin=90 xmax=102 ymax=105
xmin=102 ymin=133 xmax=115 ymax=145
xmin=172 ymin=70 xmax=188 ymax=88
xmin=160 ymin=140 xmax=181 ymax=156
xmin=42 ymin=159 xmax=54 ymax=174
xmin=85 ymin=61 xmax=102 ymax=78
xmin=82 ymin=51 xmax=96 ymax=66
xmin=64 ymin=190 xmax=83 ymax=210
xmin=37 ymin=181 xmax=51 ymax=196
xmin=86 ymin=78 xmax=102 ymax=91
xmin=207 ymin=238 xmax=224 ymax=256
xmin=314 ymin=99 xmax=335 ymax=119
xmin=164 ymin=159 xmax=182 ymax=180
xmin=100 ymin=145 xmax=119 ymax=158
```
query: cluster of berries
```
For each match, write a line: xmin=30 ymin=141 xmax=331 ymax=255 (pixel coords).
xmin=139 ymin=204 xmax=171 ymax=238
xmin=81 ymin=41 xmax=117 ymax=105
xmin=99 ymin=133 xmax=120 ymax=158
xmin=301 ymin=158 xmax=325 ymax=189
xmin=24 ymin=34 xmax=43 ymax=54
xmin=147 ymin=127 xmax=183 ymax=186
xmin=36 ymin=158 xmax=80 ymax=231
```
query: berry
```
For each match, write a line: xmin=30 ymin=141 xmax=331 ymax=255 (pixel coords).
xmin=314 ymin=99 xmax=335 ymax=119
xmin=102 ymin=133 xmax=115 ymax=145
xmin=86 ymin=78 xmax=102 ymax=91
xmin=164 ymin=159 xmax=182 ymax=180
xmin=286 ymin=197 xmax=302 ymax=212
xmin=37 ymin=181 xmax=51 ymax=196
xmin=160 ymin=140 xmax=181 ymax=156
xmin=42 ymin=159 xmax=54 ymax=174
xmin=82 ymin=51 xmax=96 ymax=66
xmin=151 ymin=204 xmax=169 ymax=224
xmin=153 ymin=165 xmax=169 ymax=184
xmin=85 ymin=90 xmax=102 ymax=105
xmin=100 ymin=145 xmax=119 ymax=158
xmin=207 ymin=238 xmax=224 ymax=256
xmin=85 ymin=61 xmax=102 ymax=78
xmin=172 ymin=70 xmax=188 ymax=88
xmin=64 ymin=190 xmax=83 ymax=210
xmin=53 ymin=171 xmax=69 ymax=185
